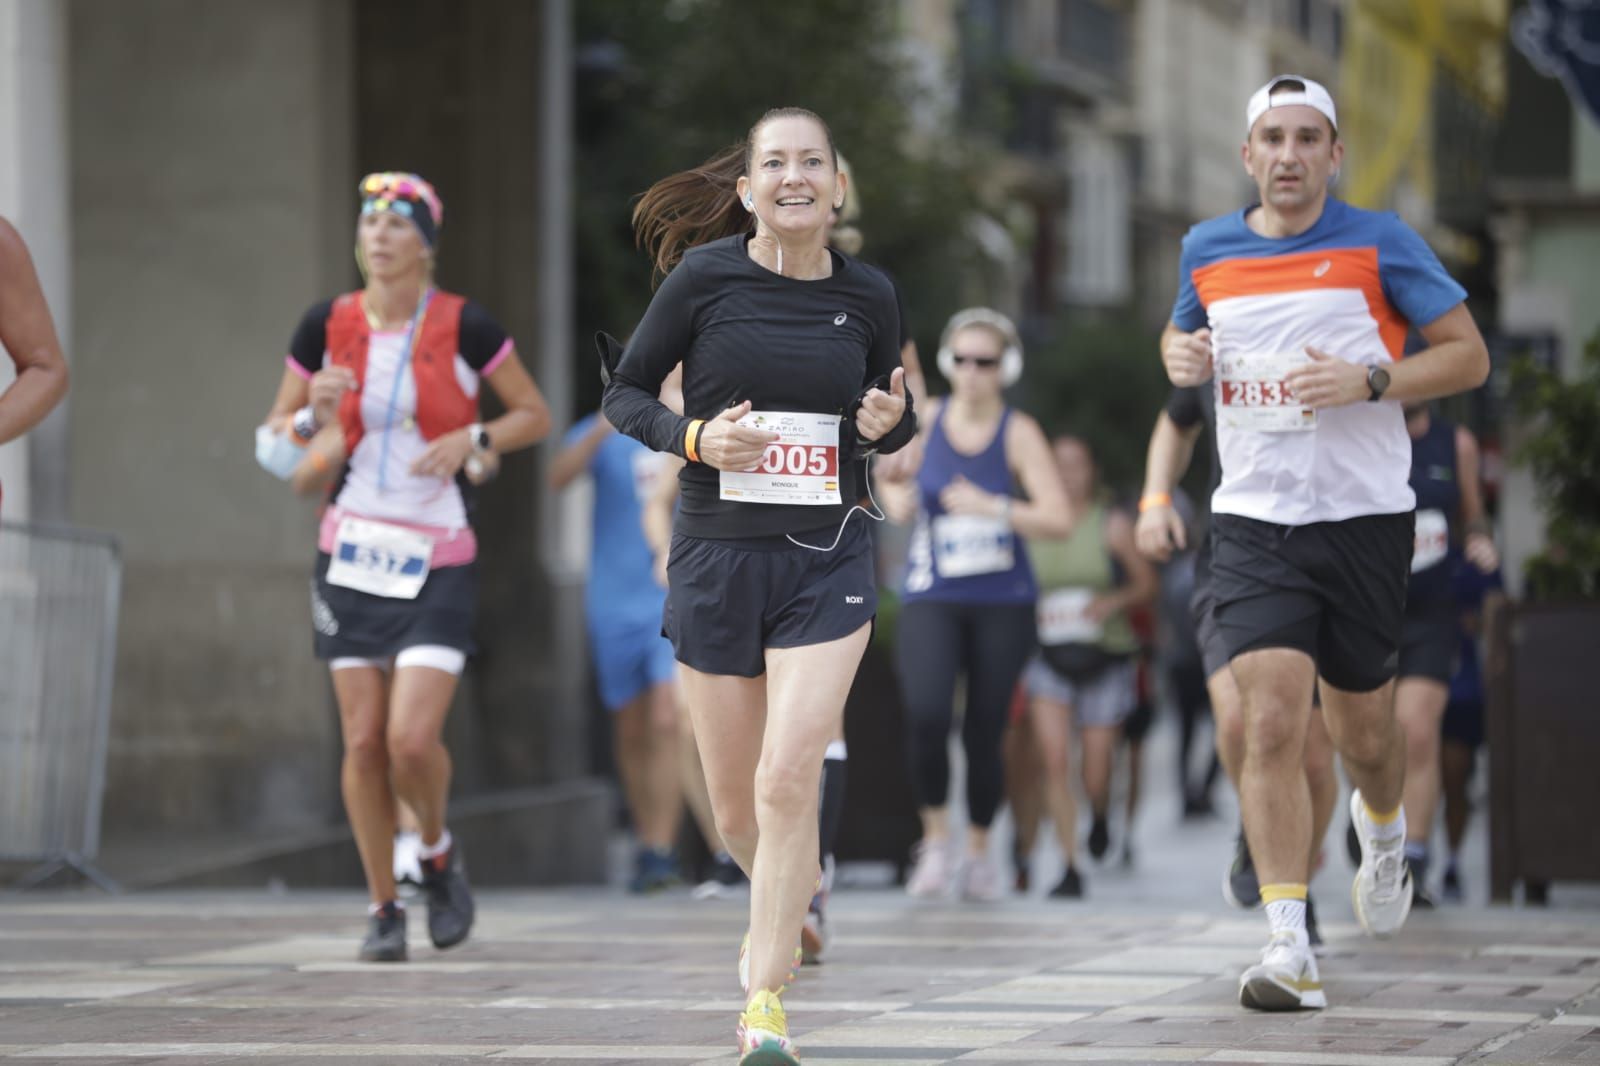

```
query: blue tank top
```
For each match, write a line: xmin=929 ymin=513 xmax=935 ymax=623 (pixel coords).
xmin=1407 ymin=415 xmax=1458 ymax=609
xmin=902 ymin=404 xmax=1036 ymax=605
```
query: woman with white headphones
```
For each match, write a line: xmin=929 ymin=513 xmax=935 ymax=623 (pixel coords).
xmin=883 ymin=308 xmax=1072 ymax=900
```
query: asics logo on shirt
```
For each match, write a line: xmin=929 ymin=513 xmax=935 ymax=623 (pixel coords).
xmin=834 ymin=313 xmax=848 ymax=326
xmin=1313 ymin=259 xmax=1332 ymax=278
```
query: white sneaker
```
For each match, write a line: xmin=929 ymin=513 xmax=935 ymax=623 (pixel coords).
xmin=1349 ymin=789 xmax=1413 ymax=938
xmin=392 ymin=831 xmax=423 ymax=896
xmin=906 ymin=839 xmax=952 ymax=899
xmin=958 ymin=855 xmax=1005 ymax=902
xmin=1239 ymin=930 xmax=1326 ymax=1011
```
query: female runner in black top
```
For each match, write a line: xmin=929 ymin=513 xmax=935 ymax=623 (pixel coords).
xmin=603 ymin=107 xmax=914 ymax=1065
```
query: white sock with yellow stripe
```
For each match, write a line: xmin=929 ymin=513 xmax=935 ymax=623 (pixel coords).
xmin=1261 ymin=882 xmax=1308 ymax=939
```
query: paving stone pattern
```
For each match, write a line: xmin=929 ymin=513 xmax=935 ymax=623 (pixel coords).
xmin=2 ymin=890 xmax=1598 ymax=1064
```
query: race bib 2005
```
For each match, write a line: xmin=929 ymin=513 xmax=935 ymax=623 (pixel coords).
xmin=1412 ymin=508 xmax=1449 ymax=573
xmin=1216 ymin=351 xmax=1317 ymax=433
xmin=931 ymin=514 xmax=1014 ymax=578
xmin=326 ymin=516 xmax=434 ymax=600
xmin=719 ymin=411 xmax=842 ymax=506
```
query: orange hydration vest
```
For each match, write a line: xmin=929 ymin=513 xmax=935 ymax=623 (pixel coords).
xmin=324 ymin=289 xmax=476 ymax=452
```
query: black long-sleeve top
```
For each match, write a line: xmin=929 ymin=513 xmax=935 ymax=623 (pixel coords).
xmin=602 ymin=234 xmax=911 ymax=540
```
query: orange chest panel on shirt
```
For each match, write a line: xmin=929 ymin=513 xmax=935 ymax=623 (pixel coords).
xmin=324 ymin=290 xmax=475 ymax=451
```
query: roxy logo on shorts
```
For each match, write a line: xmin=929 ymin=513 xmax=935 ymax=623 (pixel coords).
xmin=845 ymin=595 xmax=864 ymax=604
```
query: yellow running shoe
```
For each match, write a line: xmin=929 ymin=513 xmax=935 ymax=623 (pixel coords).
xmin=738 ymin=930 xmax=803 ymax=994
xmin=737 ymin=988 xmax=800 ymax=1064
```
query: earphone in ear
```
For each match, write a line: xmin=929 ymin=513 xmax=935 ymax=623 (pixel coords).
xmin=743 ymin=195 xmax=754 ymax=210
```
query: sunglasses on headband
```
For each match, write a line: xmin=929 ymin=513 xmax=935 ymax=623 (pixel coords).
xmin=950 ymin=353 xmax=1002 ymax=368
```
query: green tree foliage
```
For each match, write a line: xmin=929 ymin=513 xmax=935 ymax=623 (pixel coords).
xmin=574 ymin=0 xmax=984 ymax=416
xmin=1513 ymin=326 xmax=1600 ymax=600
xmin=1016 ymin=318 xmax=1172 ymax=496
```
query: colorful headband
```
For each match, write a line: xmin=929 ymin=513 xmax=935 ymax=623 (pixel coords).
xmin=358 ymin=172 xmax=442 ymax=248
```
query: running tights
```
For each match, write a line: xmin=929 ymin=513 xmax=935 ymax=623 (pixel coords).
xmin=896 ymin=600 xmax=1036 ymax=829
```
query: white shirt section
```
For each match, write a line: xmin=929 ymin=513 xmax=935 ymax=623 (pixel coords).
xmin=1209 ymin=288 xmax=1416 ymax=525
xmin=330 ymin=330 xmax=482 ymax=530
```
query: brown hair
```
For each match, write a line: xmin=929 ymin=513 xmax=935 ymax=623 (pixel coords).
xmin=632 ymin=107 xmax=838 ymax=278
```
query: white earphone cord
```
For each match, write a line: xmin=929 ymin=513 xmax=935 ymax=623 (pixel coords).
xmin=785 ymin=452 xmax=887 ymax=553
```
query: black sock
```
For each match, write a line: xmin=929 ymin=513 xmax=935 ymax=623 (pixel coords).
xmin=818 ymin=754 xmax=847 ymax=867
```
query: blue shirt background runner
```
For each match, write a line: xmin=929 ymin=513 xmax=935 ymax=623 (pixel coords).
xmin=565 ymin=413 xmax=671 ymax=634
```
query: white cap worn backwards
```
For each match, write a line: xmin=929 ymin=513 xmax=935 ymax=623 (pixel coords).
xmin=1246 ymin=75 xmax=1338 ymax=137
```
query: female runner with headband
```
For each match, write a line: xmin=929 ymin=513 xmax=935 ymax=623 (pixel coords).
xmin=256 ymin=172 xmax=549 ymax=962
xmin=603 ymin=107 xmax=915 ymax=1065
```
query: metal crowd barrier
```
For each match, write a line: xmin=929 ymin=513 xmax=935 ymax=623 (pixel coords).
xmin=0 ymin=520 xmax=122 ymax=891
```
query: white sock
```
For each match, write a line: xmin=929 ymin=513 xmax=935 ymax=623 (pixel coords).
xmin=1364 ymin=802 xmax=1406 ymax=844
xmin=824 ymin=739 xmax=848 ymax=761
xmin=418 ymin=827 xmax=453 ymax=860
xmin=1265 ymin=898 xmax=1307 ymax=937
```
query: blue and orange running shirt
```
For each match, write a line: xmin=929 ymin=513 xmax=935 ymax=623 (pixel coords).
xmin=1171 ymin=198 xmax=1466 ymax=526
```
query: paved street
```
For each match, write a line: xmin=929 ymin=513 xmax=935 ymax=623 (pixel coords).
xmin=4 ymin=879 xmax=1598 ymax=1063
xmin=6 ymin=719 xmax=1599 ymax=1063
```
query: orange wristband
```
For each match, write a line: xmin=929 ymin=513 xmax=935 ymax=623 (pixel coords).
xmin=684 ymin=419 xmax=706 ymax=463
xmin=1138 ymin=492 xmax=1172 ymax=514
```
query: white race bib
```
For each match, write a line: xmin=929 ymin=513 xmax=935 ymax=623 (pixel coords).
xmin=1216 ymin=351 xmax=1318 ymax=432
xmin=931 ymin=514 xmax=1014 ymax=578
xmin=326 ymin=517 xmax=434 ymax=600
xmin=1037 ymin=587 xmax=1104 ymax=645
xmin=1412 ymin=508 xmax=1449 ymax=573
xmin=719 ymin=411 xmax=842 ymax=506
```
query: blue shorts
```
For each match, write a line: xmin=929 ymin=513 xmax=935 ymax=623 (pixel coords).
xmin=590 ymin=618 xmax=678 ymax=711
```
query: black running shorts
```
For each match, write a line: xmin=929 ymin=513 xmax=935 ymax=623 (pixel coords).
xmin=1210 ymin=511 xmax=1413 ymax=693
xmin=310 ymin=553 xmax=477 ymax=661
xmin=1397 ymin=607 xmax=1459 ymax=684
xmin=1189 ymin=544 xmax=1232 ymax=680
xmin=663 ymin=518 xmax=877 ymax=678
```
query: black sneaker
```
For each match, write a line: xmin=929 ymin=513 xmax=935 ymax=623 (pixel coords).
xmin=359 ymin=901 xmax=407 ymax=962
xmin=421 ymin=847 xmax=476 ymax=950
xmin=692 ymin=852 xmax=747 ymax=900
xmin=1441 ymin=862 xmax=1463 ymax=903
xmin=1223 ymin=830 xmax=1261 ymax=909
xmin=1305 ymin=895 xmax=1324 ymax=955
xmin=1049 ymin=865 xmax=1084 ymax=899
xmin=1087 ymin=816 xmax=1110 ymax=861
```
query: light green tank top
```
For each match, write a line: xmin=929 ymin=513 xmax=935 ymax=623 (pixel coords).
xmin=1028 ymin=501 xmax=1138 ymax=655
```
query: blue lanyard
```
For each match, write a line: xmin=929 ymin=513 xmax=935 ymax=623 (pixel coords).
xmin=375 ymin=288 xmax=433 ymax=493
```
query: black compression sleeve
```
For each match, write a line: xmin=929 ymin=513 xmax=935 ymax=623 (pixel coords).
xmin=288 ymin=300 xmax=333 ymax=378
xmin=601 ymin=260 xmax=696 ymax=457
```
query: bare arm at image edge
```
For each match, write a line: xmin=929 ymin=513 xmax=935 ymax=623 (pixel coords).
xmin=0 ymin=219 xmax=69 ymax=445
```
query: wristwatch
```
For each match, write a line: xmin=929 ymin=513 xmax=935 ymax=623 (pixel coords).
xmin=467 ymin=422 xmax=491 ymax=453
xmin=1366 ymin=365 xmax=1391 ymax=402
